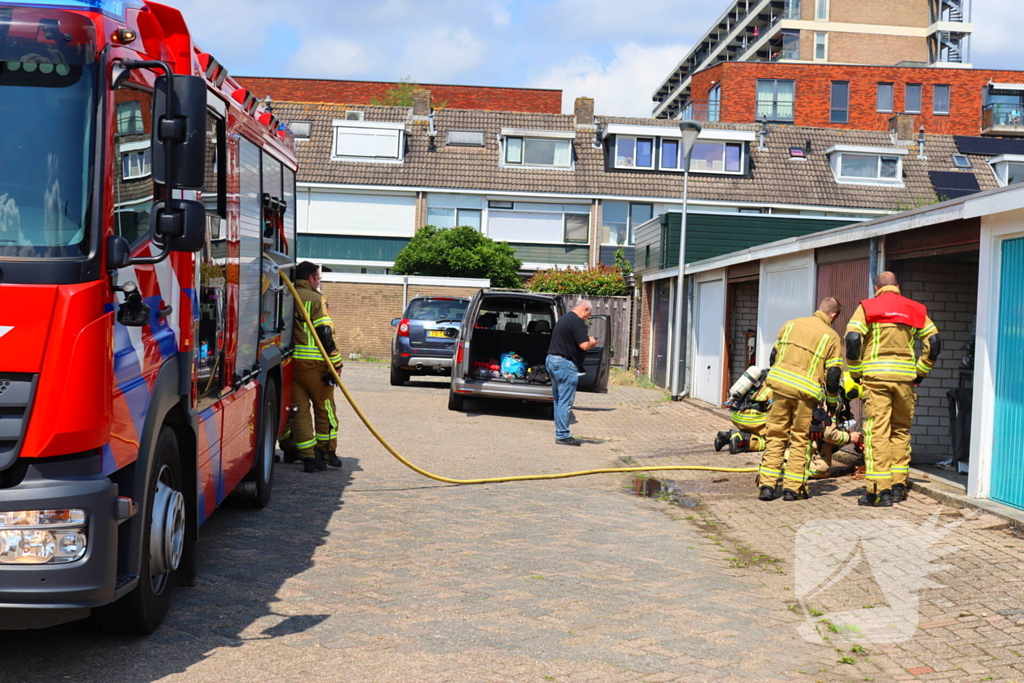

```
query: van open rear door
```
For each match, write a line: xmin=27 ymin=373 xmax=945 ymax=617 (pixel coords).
xmin=578 ymin=315 xmax=611 ymax=393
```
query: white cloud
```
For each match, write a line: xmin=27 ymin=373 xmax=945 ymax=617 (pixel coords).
xmin=397 ymin=26 xmax=486 ymax=81
xmin=288 ymin=38 xmax=369 ymax=79
xmin=971 ymin=0 xmax=1024 ymax=69
xmin=489 ymin=0 xmax=513 ymax=28
xmin=532 ymin=42 xmax=688 ymax=117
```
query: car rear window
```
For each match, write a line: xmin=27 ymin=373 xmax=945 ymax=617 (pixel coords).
xmin=405 ymin=299 xmax=469 ymax=321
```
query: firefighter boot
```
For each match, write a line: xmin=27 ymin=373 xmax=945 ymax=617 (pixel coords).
xmin=714 ymin=431 xmax=730 ymax=452
xmin=302 ymin=457 xmax=327 ymax=473
xmin=318 ymin=448 xmax=343 ymax=469
xmin=783 ymin=489 xmax=809 ymax=501
xmin=758 ymin=486 xmax=776 ymax=501
xmin=858 ymin=489 xmax=894 ymax=507
xmin=729 ymin=431 xmax=751 ymax=455
xmin=282 ymin=448 xmax=300 ymax=464
xmin=891 ymin=483 xmax=907 ymax=503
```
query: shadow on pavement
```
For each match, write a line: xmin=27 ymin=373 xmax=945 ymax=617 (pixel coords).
xmin=0 ymin=453 xmax=356 ymax=683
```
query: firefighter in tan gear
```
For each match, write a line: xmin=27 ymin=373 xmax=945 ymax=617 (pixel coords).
xmin=809 ymin=375 xmax=864 ymax=478
xmin=846 ymin=271 xmax=940 ymax=506
xmin=757 ymin=298 xmax=844 ymax=502
xmin=279 ymin=262 xmax=345 ymax=473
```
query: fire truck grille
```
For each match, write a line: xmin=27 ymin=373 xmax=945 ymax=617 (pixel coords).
xmin=0 ymin=373 xmax=35 ymax=478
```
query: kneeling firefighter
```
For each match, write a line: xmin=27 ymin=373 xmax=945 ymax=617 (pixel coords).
xmin=715 ymin=366 xmax=772 ymax=454
xmin=279 ymin=261 xmax=345 ymax=473
xmin=807 ymin=374 xmax=864 ymax=478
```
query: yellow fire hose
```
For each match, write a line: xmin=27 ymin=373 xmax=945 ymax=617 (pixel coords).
xmin=281 ymin=272 xmax=757 ymax=484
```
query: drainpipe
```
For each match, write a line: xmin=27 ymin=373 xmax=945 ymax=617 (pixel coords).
xmin=868 ymin=237 xmax=878 ymax=297
xmin=682 ymin=275 xmax=694 ymax=397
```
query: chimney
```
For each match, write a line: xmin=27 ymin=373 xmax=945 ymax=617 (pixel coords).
xmin=412 ymin=89 xmax=432 ymax=117
xmin=574 ymin=96 xmax=595 ymax=127
xmin=888 ymin=113 xmax=916 ymax=145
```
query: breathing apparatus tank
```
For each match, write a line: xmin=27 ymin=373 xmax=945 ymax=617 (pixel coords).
xmin=729 ymin=365 xmax=764 ymax=401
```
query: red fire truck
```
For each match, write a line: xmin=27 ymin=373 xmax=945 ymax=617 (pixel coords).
xmin=0 ymin=0 xmax=299 ymax=632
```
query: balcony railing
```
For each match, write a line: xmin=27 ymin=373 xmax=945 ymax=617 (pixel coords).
xmin=755 ymin=99 xmax=795 ymax=122
xmin=982 ymin=103 xmax=1024 ymax=136
xmin=679 ymin=100 xmax=721 ymax=122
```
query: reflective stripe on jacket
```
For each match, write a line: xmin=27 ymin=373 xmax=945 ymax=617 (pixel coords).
xmin=766 ymin=311 xmax=842 ymax=403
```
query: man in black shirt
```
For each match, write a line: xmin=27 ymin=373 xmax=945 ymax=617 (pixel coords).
xmin=545 ymin=300 xmax=598 ymax=446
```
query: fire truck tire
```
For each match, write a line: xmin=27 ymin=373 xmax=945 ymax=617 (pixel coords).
xmin=390 ymin=364 xmax=409 ymax=386
xmin=94 ymin=426 xmax=183 ymax=634
xmin=242 ymin=378 xmax=278 ymax=509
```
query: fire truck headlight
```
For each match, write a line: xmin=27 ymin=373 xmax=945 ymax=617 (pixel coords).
xmin=0 ymin=510 xmax=88 ymax=565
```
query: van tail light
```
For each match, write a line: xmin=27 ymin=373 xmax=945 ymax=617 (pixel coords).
xmin=456 ymin=343 xmax=465 ymax=365
xmin=397 ymin=319 xmax=410 ymax=337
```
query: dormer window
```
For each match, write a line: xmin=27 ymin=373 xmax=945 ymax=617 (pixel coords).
xmin=500 ymin=129 xmax=575 ymax=169
xmin=826 ymin=145 xmax=907 ymax=185
xmin=682 ymin=141 xmax=743 ymax=174
xmin=332 ymin=120 xmax=405 ymax=162
xmin=989 ymin=155 xmax=1024 ymax=187
xmin=603 ymin=124 xmax=752 ymax=175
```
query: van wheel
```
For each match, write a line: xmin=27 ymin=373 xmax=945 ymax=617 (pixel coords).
xmin=390 ymin=365 xmax=408 ymax=386
xmin=94 ymin=427 xmax=184 ymax=634
xmin=242 ymin=378 xmax=277 ymax=509
xmin=448 ymin=390 xmax=464 ymax=411
xmin=542 ymin=404 xmax=555 ymax=420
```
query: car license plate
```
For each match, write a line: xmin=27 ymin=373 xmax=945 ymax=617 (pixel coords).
xmin=427 ymin=330 xmax=447 ymax=338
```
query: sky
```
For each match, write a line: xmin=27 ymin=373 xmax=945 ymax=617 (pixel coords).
xmin=162 ymin=0 xmax=1024 ymax=118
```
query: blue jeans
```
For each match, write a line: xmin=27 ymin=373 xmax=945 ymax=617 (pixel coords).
xmin=546 ymin=354 xmax=579 ymax=440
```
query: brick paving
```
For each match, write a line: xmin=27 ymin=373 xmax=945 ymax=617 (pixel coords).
xmin=2 ymin=363 xmax=1022 ymax=682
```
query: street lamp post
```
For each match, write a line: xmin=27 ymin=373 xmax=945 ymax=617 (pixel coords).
xmin=669 ymin=120 xmax=702 ymax=400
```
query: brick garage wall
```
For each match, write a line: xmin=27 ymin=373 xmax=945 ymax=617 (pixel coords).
xmin=690 ymin=61 xmax=1024 ymax=135
xmin=639 ymin=280 xmax=654 ymax=378
xmin=729 ymin=280 xmax=759 ymax=385
xmin=320 ymin=282 xmax=483 ymax=361
xmin=236 ymin=77 xmax=562 ymax=114
xmin=896 ymin=260 xmax=978 ymax=463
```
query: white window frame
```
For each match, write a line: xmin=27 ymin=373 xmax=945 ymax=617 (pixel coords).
xmin=660 ymin=139 xmax=745 ymax=175
xmin=120 ymin=140 xmax=152 ymax=180
xmin=814 ymin=32 xmax=827 ymax=61
xmin=331 ymin=120 xmax=405 ymax=162
xmin=933 ymin=84 xmax=951 ymax=116
xmin=826 ymin=145 xmax=907 ymax=185
xmin=501 ymin=133 xmax=575 ymax=170
xmin=116 ymin=101 xmax=144 ymax=136
xmin=988 ymin=155 xmax=1024 ymax=187
xmin=485 ymin=202 xmax=590 ymax=245
xmin=816 ymin=0 xmax=828 ymax=20
xmin=614 ymin=135 xmax=655 ymax=169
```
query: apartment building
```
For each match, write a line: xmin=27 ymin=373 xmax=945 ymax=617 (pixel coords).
xmin=653 ymin=0 xmax=972 ymax=119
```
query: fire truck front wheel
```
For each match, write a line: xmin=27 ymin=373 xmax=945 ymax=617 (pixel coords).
xmin=240 ymin=377 xmax=278 ymax=509
xmin=96 ymin=426 xmax=184 ymax=634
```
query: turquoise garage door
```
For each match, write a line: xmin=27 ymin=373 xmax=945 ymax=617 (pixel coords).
xmin=993 ymin=236 xmax=1024 ymax=510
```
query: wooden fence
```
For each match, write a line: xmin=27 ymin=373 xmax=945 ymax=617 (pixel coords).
xmin=560 ymin=294 xmax=633 ymax=368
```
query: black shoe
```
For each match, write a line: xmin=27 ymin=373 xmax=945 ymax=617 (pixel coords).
xmin=318 ymin=449 xmax=343 ymax=468
xmin=302 ymin=457 xmax=327 ymax=473
xmin=758 ymin=486 xmax=775 ymax=501
xmin=729 ymin=432 xmax=749 ymax=455
xmin=891 ymin=484 xmax=907 ymax=503
xmin=282 ymin=448 xmax=300 ymax=464
xmin=858 ymin=490 xmax=894 ymax=507
xmin=714 ymin=431 xmax=729 ymax=452
xmin=783 ymin=489 xmax=808 ymax=501
xmin=556 ymin=437 xmax=582 ymax=447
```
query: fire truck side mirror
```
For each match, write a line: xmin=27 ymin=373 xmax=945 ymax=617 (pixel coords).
xmin=106 ymin=235 xmax=133 ymax=270
xmin=152 ymin=74 xmax=207 ymax=189
xmin=154 ymin=199 xmax=206 ymax=253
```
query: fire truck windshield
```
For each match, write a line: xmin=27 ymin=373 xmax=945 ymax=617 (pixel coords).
xmin=0 ymin=8 xmax=97 ymax=260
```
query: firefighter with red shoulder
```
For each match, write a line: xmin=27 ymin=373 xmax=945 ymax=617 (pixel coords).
xmin=280 ymin=262 xmax=345 ymax=473
xmin=846 ymin=271 xmax=940 ymax=506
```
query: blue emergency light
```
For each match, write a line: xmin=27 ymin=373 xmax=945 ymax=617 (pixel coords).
xmin=5 ymin=0 xmax=145 ymax=19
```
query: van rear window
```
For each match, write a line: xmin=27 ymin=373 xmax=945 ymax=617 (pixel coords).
xmin=405 ymin=299 xmax=468 ymax=321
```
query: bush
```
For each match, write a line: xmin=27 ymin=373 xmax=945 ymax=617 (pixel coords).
xmin=392 ymin=225 xmax=523 ymax=287
xmin=524 ymin=264 xmax=630 ymax=297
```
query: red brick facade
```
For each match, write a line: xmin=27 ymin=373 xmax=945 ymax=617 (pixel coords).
xmin=236 ymin=77 xmax=562 ymax=114
xmin=689 ymin=62 xmax=1024 ymax=135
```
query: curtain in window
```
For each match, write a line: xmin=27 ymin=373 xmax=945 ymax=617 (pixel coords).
xmin=776 ymin=81 xmax=795 ymax=119
xmin=505 ymin=137 xmax=523 ymax=163
xmin=553 ymin=140 xmax=572 ymax=167
xmin=756 ymin=81 xmax=775 ymax=119
xmin=426 ymin=207 xmax=456 ymax=228
xmin=459 ymin=209 xmax=482 ymax=230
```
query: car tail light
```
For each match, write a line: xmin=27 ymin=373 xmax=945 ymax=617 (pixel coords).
xmin=456 ymin=343 xmax=465 ymax=365
xmin=397 ymin=318 xmax=410 ymax=337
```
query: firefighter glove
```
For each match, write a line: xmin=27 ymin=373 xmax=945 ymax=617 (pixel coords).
xmin=810 ymin=407 xmax=832 ymax=442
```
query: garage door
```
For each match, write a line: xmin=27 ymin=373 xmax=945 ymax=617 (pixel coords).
xmin=758 ymin=253 xmax=815 ymax=366
xmin=992 ymin=236 xmax=1024 ymax=510
xmin=693 ymin=277 xmax=726 ymax=405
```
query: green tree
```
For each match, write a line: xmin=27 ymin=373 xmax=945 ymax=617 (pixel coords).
xmin=392 ymin=225 xmax=523 ymax=287
xmin=614 ymin=247 xmax=634 ymax=279
xmin=369 ymin=77 xmax=418 ymax=107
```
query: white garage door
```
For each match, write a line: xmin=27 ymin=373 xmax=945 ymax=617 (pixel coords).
xmin=758 ymin=252 xmax=816 ymax=366
xmin=693 ymin=277 xmax=726 ymax=406
xmin=304 ymin=191 xmax=416 ymax=237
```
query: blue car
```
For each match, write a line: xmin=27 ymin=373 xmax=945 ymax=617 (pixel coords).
xmin=390 ymin=296 xmax=472 ymax=386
